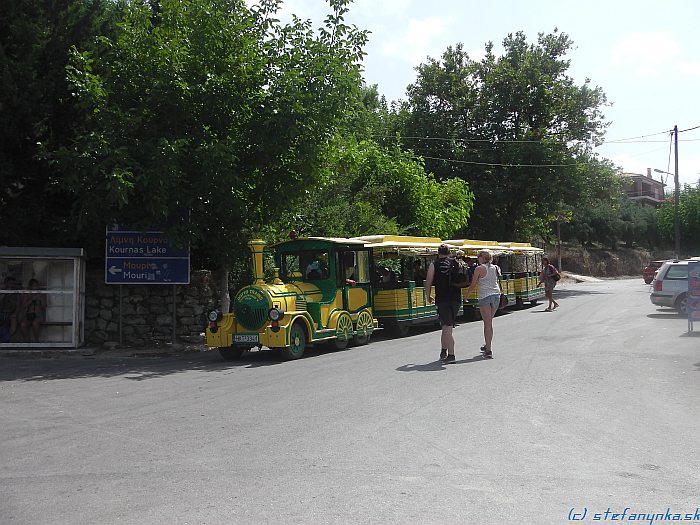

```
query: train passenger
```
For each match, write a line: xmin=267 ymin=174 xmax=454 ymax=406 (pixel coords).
xmin=412 ymin=260 xmax=425 ymax=287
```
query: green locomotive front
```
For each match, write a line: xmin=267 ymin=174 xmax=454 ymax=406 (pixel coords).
xmin=206 ymin=238 xmax=376 ymax=360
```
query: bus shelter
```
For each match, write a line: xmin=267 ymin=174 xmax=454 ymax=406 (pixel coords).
xmin=0 ymin=247 xmax=86 ymax=348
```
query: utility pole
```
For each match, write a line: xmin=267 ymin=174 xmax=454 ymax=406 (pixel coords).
xmin=673 ymin=125 xmax=680 ymax=260
xmin=556 ymin=216 xmax=562 ymax=272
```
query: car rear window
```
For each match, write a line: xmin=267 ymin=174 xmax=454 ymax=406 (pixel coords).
xmin=665 ymin=265 xmax=688 ymax=279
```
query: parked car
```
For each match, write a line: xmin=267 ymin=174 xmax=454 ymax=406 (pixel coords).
xmin=643 ymin=260 xmax=667 ymax=284
xmin=650 ymin=260 xmax=689 ymax=315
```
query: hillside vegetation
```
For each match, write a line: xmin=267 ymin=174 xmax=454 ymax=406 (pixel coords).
xmin=554 ymin=245 xmax=674 ymax=277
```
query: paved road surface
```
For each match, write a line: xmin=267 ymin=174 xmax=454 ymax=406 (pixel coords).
xmin=1 ymin=278 xmax=699 ymax=525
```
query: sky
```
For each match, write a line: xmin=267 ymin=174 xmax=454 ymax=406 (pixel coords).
xmin=254 ymin=0 xmax=700 ymax=189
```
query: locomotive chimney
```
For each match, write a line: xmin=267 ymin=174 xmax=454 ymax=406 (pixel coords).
xmin=248 ymin=240 xmax=267 ymax=284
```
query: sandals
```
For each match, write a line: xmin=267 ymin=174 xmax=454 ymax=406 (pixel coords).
xmin=544 ymin=307 xmax=552 ymax=312
xmin=553 ymin=303 xmax=559 ymax=310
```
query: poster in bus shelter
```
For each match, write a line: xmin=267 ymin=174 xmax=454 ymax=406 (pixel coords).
xmin=687 ymin=260 xmax=700 ymax=327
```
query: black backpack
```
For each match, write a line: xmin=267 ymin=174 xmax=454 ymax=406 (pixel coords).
xmin=549 ymin=264 xmax=561 ymax=281
xmin=448 ymin=257 xmax=470 ymax=288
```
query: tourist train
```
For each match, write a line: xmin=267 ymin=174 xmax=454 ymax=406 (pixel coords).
xmin=205 ymin=235 xmax=545 ymax=360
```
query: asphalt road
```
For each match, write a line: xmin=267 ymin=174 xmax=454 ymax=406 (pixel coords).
xmin=1 ymin=278 xmax=699 ymax=525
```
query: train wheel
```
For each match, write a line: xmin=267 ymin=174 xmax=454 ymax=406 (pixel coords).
xmin=280 ymin=322 xmax=306 ymax=360
xmin=353 ymin=310 xmax=373 ymax=346
xmin=333 ymin=313 xmax=353 ymax=350
xmin=219 ymin=347 xmax=244 ymax=361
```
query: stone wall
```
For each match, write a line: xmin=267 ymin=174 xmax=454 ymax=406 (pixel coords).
xmin=84 ymin=269 xmax=221 ymax=346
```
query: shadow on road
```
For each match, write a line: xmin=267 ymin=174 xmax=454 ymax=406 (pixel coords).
xmin=0 ymin=349 xmax=301 ymax=382
xmin=552 ymin=288 xmax=610 ymax=299
xmin=647 ymin=310 xmax=686 ymax=319
xmin=396 ymin=353 xmax=487 ymax=372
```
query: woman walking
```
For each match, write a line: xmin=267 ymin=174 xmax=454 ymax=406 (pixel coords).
xmin=539 ymin=256 xmax=560 ymax=311
xmin=464 ymin=249 xmax=501 ymax=359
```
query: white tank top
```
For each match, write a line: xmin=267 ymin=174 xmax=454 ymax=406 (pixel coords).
xmin=477 ymin=263 xmax=501 ymax=299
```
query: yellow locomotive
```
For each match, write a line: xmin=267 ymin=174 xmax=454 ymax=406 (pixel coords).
xmin=206 ymin=237 xmax=376 ymax=360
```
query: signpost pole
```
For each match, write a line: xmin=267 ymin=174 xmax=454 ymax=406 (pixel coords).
xmin=119 ymin=285 xmax=123 ymax=345
xmin=688 ymin=260 xmax=699 ymax=333
xmin=172 ymin=285 xmax=177 ymax=345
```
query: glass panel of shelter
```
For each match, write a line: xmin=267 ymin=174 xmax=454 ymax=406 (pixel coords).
xmin=0 ymin=258 xmax=74 ymax=344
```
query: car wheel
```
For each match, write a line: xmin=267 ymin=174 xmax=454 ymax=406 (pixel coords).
xmin=675 ymin=294 xmax=688 ymax=316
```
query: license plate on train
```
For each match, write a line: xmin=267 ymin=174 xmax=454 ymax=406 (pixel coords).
xmin=234 ymin=334 xmax=259 ymax=343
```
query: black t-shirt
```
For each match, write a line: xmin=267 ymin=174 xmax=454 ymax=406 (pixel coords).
xmin=433 ymin=257 xmax=462 ymax=303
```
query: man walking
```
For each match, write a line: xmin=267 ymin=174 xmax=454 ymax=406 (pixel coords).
xmin=425 ymin=244 xmax=462 ymax=364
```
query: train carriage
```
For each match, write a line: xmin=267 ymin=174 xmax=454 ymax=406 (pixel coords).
xmin=444 ymin=239 xmax=515 ymax=314
xmin=497 ymin=242 xmax=545 ymax=306
xmin=352 ymin=235 xmax=448 ymax=336
xmin=206 ymin=237 xmax=377 ymax=360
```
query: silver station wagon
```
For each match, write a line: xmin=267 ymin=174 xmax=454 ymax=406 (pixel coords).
xmin=650 ymin=259 xmax=694 ymax=315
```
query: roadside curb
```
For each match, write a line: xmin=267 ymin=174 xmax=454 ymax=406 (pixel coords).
xmin=562 ymin=272 xmax=603 ymax=283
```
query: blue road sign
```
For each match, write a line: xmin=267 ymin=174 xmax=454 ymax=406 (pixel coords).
xmin=105 ymin=229 xmax=190 ymax=284
xmin=688 ymin=260 xmax=700 ymax=325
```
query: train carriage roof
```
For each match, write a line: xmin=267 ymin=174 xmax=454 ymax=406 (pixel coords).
xmin=272 ymin=236 xmax=367 ymax=250
xmin=444 ymin=239 xmax=513 ymax=256
xmin=497 ymin=242 xmax=544 ymax=253
xmin=352 ymin=235 xmax=443 ymax=256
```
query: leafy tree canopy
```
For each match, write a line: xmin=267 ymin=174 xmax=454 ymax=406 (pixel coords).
xmin=267 ymin=134 xmax=474 ymax=241
xmin=48 ymin=0 xmax=368 ymax=267
xmin=656 ymin=185 xmax=700 ymax=255
xmin=0 ymin=0 xmax=119 ymax=246
xmin=393 ymin=30 xmax=619 ymax=242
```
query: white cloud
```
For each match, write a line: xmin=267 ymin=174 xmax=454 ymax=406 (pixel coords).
xmin=380 ymin=16 xmax=453 ymax=65
xmin=609 ymin=32 xmax=681 ymax=77
xmin=352 ymin=0 xmax=412 ymax=18
xmin=608 ymin=153 xmax=651 ymax=176
xmin=674 ymin=59 xmax=700 ymax=78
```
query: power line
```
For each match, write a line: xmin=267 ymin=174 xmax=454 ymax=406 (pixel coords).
xmin=419 ymin=155 xmax=579 ymax=168
xmin=375 ymin=132 xmax=700 ymax=146
xmin=604 ymin=130 xmax=673 ymax=142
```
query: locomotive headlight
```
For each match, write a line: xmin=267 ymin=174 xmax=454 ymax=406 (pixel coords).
xmin=268 ymin=307 xmax=284 ymax=321
xmin=207 ymin=309 xmax=222 ymax=322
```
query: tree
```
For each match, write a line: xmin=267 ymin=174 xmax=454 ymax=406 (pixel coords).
xmin=395 ymin=31 xmax=618 ymax=241
xmin=48 ymin=0 xmax=368 ymax=267
xmin=657 ymin=185 xmax=700 ymax=255
xmin=271 ymin=134 xmax=473 ymax=240
xmin=0 ymin=0 xmax=119 ymax=246
xmin=561 ymin=194 xmax=659 ymax=250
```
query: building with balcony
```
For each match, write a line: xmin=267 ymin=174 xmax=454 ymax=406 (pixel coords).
xmin=620 ymin=168 xmax=666 ymax=207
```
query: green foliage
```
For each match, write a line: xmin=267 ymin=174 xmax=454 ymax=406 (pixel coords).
xmin=563 ymin=195 xmax=659 ymax=250
xmin=269 ymin=135 xmax=474 ymax=241
xmin=656 ymin=185 xmax=700 ymax=254
xmin=0 ymin=0 xmax=120 ymax=246
xmin=47 ymin=0 xmax=368 ymax=266
xmin=393 ymin=31 xmax=618 ymax=241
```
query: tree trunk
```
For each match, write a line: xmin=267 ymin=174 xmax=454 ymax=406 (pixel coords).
xmin=220 ymin=268 xmax=230 ymax=313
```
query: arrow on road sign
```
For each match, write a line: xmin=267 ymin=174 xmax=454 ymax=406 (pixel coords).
xmin=108 ymin=265 xmax=122 ymax=275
